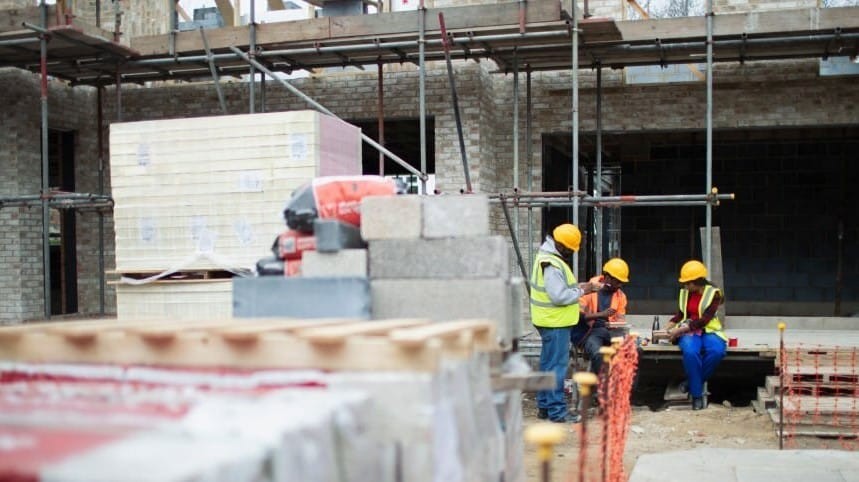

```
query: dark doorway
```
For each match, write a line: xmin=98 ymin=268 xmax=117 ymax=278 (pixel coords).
xmin=349 ymin=117 xmax=435 ymax=194
xmin=48 ymin=129 xmax=78 ymax=315
xmin=541 ymin=127 xmax=859 ymax=316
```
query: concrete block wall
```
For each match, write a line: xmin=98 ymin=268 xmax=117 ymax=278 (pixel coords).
xmin=714 ymin=0 xmax=816 ymax=13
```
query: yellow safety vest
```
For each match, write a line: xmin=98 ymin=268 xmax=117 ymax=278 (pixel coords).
xmin=678 ymin=285 xmax=727 ymax=341
xmin=530 ymin=251 xmax=581 ymax=328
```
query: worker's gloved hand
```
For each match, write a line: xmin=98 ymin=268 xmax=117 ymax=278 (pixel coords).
xmin=599 ymin=308 xmax=617 ymax=319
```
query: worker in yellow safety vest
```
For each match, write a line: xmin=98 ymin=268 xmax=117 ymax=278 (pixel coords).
xmin=666 ymin=260 xmax=728 ymax=410
xmin=531 ymin=223 xmax=602 ymax=423
xmin=575 ymin=258 xmax=630 ymax=376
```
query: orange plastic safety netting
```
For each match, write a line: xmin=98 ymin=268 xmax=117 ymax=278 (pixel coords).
xmin=779 ymin=343 xmax=859 ymax=450
xmin=564 ymin=334 xmax=640 ymax=482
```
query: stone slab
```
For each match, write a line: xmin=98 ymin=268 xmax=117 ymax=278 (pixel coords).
xmin=360 ymin=195 xmax=422 ymax=240
xmin=368 ymin=236 xmax=509 ymax=279
xmin=422 ymin=195 xmax=490 ymax=239
xmin=233 ymin=276 xmax=370 ymax=319
xmin=313 ymin=219 xmax=366 ymax=252
xmin=302 ymin=249 xmax=368 ymax=278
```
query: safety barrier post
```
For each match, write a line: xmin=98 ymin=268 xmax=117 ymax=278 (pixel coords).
xmin=574 ymin=371 xmax=599 ymax=482
xmin=598 ymin=346 xmax=616 ymax=482
xmin=778 ymin=321 xmax=786 ymax=450
xmin=525 ymin=423 xmax=566 ymax=482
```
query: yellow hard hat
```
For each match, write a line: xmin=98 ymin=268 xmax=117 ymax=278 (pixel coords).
xmin=678 ymin=260 xmax=707 ymax=283
xmin=602 ymin=258 xmax=629 ymax=283
xmin=552 ymin=224 xmax=581 ymax=252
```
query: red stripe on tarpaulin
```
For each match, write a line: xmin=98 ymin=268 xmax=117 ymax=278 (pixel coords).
xmin=0 ymin=425 xmax=130 ymax=482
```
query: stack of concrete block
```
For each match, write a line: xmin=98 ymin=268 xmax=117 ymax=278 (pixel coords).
xmin=361 ymin=194 xmax=523 ymax=347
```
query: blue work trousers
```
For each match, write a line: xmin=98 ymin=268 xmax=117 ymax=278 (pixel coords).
xmin=536 ymin=326 xmax=572 ymax=421
xmin=677 ymin=332 xmax=727 ymax=398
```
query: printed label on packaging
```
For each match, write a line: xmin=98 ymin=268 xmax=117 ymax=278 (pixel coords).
xmin=234 ymin=220 xmax=255 ymax=247
xmin=238 ymin=170 xmax=264 ymax=192
xmin=137 ymin=142 xmax=151 ymax=167
xmin=138 ymin=218 xmax=157 ymax=243
xmin=290 ymin=134 xmax=308 ymax=162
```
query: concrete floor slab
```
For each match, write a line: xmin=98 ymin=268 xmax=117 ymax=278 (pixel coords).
xmin=629 ymin=448 xmax=859 ymax=482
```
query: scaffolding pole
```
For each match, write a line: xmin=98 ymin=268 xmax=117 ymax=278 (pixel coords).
xmin=419 ymin=0 xmax=427 ymax=194
xmin=97 ymin=86 xmax=106 ymax=315
xmin=595 ymin=61 xmax=603 ymax=271
xmin=513 ymin=50 xmax=520 ymax=240
xmin=705 ymin=0 xmax=714 ymax=269
xmin=39 ymin=0 xmax=51 ymax=319
xmin=526 ymin=66 xmax=534 ymax=276
xmin=249 ymin=0 xmax=256 ymax=114
xmin=571 ymin=5 xmax=580 ymax=278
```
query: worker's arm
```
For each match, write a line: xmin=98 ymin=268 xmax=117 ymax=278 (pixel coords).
xmin=543 ymin=265 xmax=596 ymax=306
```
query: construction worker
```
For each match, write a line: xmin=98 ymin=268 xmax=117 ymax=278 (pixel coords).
xmin=573 ymin=258 xmax=630 ymax=376
xmin=666 ymin=260 xmax=727 ymax=410
xmin=531 ymin=223 xmax=601 ymax=423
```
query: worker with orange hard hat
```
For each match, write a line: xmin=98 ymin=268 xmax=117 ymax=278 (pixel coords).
xmin=573 ymin=258 xmax=630 ymax=376
xmin=531 ymin=223 xmax=602 ymax=423
xmin=666 ymin=260 xmax=728 ymax=410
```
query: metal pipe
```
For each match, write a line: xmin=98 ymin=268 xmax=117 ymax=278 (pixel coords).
xmin=0 ymin=38 xmax=40 ymax=46
xmin=513 ymin=50 xmax=520 ymax=239
xmin=778 ymin=322 xmax=786 ymax=449
xmin=39 ymin=0 xmax=51 ymax=319
xmin=526 ymin=67 xmax=534 ymax=276
xmin=249 ymin=0 xmax=256 ymax=113
xmin=96 ymin=86 xmax=105 ymax=315
xmin=260 ymin=72 xmax=266 ymax=112
xmin=114 ymin=1 xmax=122 ymax=122
xmin=200 ymin=27 xmax=227 ymax=114
xmin=419 ymin=0 xmax=427 ymax=194
xmin=378 ymin=60 xmax=385 ymax=175
xmin=705 ymin=0 xmax=714 ymax=269
xmin=571 ymin=3 xmax=580 ymax=278
xmin=439 ymin=13 xmax=472 ymax=193
xmin=499 ymin=195 xmax=531 ymax=292
xmin=230 ymin=46 xmax=427 ymax=181
xmin=595 ymin=62 xmax=603 ymax=270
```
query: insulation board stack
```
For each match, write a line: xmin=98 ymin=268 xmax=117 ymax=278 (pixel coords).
xmin=109 ymin=111 xmax=361 ymax=319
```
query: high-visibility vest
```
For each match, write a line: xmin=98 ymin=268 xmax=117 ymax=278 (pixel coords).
xmin=579 ymin=276 xmax=627 ymax=324
xmin=678 ymin=285 xmax=727 ymax=341
xmin=530 ymin=251 xmax=581 ymax=328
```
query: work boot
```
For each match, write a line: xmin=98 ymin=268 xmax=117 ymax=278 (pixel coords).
xmin=537 ymin=408 xmax=548 ymax=420
xmin=551 ymin=412 xmax=582 ymax=424
xmin=692 ymin=397 xmax=705 ymax=410
xmin=679 ymin=380 xmax=688 ymax=394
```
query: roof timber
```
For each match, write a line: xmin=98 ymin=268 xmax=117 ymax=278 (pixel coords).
xmin=0 ymin=3 xmax=857 ymax=86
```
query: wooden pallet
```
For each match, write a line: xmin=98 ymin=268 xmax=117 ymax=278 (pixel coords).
xmin=766 ymin=375 xmax=859 ymax=397
xmin=0 ymin=318 xmax=498 ymax=372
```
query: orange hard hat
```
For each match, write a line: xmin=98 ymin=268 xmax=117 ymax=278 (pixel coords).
xmin=552 ymin=224 xmax=581 ymax=251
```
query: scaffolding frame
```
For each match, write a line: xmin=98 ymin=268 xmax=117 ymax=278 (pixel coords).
xmin=1 ymin=1 xmax=857 ymax=319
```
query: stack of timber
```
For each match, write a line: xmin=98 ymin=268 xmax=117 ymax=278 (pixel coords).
xmin=755 ymin=346 xmax=859 ymax=439
xmin=109 ymin=111 xmax=362 ymax=319
xmin=0 ymin=318 xmax=524 ymax=482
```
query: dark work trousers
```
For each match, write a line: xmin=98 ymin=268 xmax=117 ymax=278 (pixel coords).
xmin=536 ymin=325 xmax=572 ymax=421
xmin=570 ymin=322 xmax=613 ymax=374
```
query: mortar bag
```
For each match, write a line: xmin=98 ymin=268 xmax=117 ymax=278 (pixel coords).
xmin=284 ymin=259 xmax=302 ymax=277
xmin=271 ymin=230 xmax=317 ymax=261
xmin=256 ymin=256 xmax=285 ymax=276
xmin=283 ymin=176 xmax=398 ymax=232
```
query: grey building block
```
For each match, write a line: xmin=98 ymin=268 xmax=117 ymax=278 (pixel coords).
xmin=360 ymin=195 xmax=422 ymax=240
xmin=233 ymin=277 xmax=370 ymax=319
xmin=371 ymin=278 xmax=515 ymax=345
xmin=422 ymin=195 xmax=490 ymax=239
xmin=509 ymin=277 xmax=526 ymax=341
xmin=302 ymin=249 xmax=368 ymax=278
xmin=313 ymin=219 xmax=367 ymax=252
xmin=368 ymin=236 xmax=509 ymax=279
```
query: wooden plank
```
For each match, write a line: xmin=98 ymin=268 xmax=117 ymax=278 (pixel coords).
xmin=768 ymin=408 xmax=859 ymax=429
xmin=617 ymin=7 xmax=859 ymax=42
xmin=132 ymin=17 xmax=332 ymax=56
xmin=0 ymin=329 xmax=446 ymax=372
xmin=296 ymin=319 xmax=428 ymax=345
xmin=783 ymin=396 xmax=859 ymax=415
xmin=388 ymin=320 xmax=495 ymax=350
xmin=329 ymin=1 xmax=561 ymax=38
xmin=215 ymin=0 xmax=237 ymax=27
xmin=216 ymin=318 xmax=354 ymax=342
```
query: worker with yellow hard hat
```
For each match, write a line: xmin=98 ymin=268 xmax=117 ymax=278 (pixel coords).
xmin=666 ymin=260 xmax=727 ymax=410
xmin=531 ymin=223 xmax=602 ymax=423
xmin=573 ymin=257 xmax=630 ymax=376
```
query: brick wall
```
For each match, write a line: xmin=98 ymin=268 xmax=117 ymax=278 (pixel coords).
xmin=0 ymin=69 xmax=110 ymax=323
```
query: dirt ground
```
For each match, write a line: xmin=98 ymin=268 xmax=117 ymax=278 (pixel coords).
xmin=521 ymin=395 xmax=779 ymax=482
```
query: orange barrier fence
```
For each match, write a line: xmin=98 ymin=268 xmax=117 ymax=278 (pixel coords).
xmin=779 ymin=341 xmax=859 ymax=450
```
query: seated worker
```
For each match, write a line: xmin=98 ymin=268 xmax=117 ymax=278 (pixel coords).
xmin=666 ymin=260 xmax=728 ymax=410
xmin=572 ymin=258 xmax=630 ymax=376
